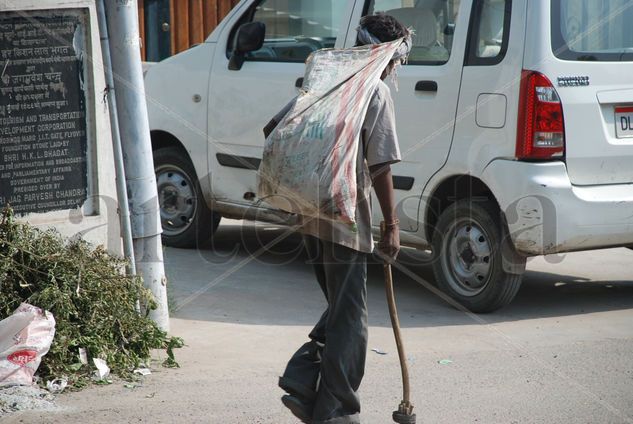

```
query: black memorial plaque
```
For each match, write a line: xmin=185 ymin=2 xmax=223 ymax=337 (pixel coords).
xmin=0 ymin=10 xmax=88 ymax=215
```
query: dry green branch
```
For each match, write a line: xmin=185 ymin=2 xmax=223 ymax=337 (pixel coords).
xmin=0 ymin=207 xmax=182 ymax=389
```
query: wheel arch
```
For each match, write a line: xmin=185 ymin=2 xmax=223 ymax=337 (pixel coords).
xmin=424 ymin=175 xmax=502 ymax=243
xmin=151 ymin=130 xmax=189 ymax=157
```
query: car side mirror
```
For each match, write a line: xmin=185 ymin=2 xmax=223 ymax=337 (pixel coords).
xmin=229 ymin=21 xmax=266 ymax=71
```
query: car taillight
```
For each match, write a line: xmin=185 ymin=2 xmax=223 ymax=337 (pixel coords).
xmin=516 ymin=70 xmax=566 ymax=160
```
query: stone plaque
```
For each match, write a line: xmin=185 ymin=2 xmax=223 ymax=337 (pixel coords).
xmin=0 ymin=9 xmax=89 ymax=215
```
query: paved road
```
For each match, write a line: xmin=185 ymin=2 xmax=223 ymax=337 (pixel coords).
xmin=9 ymin=220 xmax=633 ymax=423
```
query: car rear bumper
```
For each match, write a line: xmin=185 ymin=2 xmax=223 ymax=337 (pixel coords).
xmin=482 ymin=160 xmax=633 ymax=256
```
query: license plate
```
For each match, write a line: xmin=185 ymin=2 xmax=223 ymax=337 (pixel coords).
xmin=615 ymin=106 xmax=633 ymax=138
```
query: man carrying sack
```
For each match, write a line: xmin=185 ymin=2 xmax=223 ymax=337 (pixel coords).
xmin=260 ymin=14 xmax=412 ymax=424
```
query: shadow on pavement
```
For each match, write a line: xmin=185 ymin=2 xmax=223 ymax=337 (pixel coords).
xmin=165 ymin=223 xmax=633 ymax=327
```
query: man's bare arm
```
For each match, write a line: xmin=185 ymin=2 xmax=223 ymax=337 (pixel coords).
xmin=370 ymin=163 xmax=400 ymax=259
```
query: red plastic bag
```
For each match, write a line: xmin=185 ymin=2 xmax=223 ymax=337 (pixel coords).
xmin=0 ymin=303 xmax=56 ymax=386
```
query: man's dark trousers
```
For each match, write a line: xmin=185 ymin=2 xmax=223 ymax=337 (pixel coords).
xmin=281 ymin=235 xmax=368 ymax=424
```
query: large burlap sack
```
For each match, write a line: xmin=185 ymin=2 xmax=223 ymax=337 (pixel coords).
xmin=0 ymin=303 xmax=56 ymax=387
xmin=258 ymin=39 xmax=402 ymax=226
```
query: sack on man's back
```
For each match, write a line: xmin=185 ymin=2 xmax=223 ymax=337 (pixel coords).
xmin=257 ymin=39 xmax=402 ymax=227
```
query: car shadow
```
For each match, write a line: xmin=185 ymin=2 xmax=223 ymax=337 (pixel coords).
xmin=165 ymin=222 xmax=633 ymax=327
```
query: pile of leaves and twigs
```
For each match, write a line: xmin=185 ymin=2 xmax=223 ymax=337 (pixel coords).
xmin=0 ymin=208 xmax=183 ymax=389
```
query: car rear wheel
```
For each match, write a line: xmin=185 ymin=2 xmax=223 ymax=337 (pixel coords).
xmin=431 ymin=199 xmax=526 ymax=313
xmin=153 ymin=146 xmax=220 ymax=248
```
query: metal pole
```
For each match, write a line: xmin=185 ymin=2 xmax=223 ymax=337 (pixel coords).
xmin=96 ymin=0 xmax=136 ymax=278
xmin=103 ymin=0 xmax=169 ymax=330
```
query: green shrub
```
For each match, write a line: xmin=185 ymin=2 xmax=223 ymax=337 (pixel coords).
xmin=0 ymin=208 xmax=182 ymax=389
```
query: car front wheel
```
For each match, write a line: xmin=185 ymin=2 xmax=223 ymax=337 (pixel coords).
xmin=431 ymin=199 xmax=526 ymax=313
xmin=153 ymin=146 xmax=220 ymax=248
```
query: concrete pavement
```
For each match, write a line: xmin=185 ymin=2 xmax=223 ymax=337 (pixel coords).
xmin=6 ymin=220 xmax=633 ymax=423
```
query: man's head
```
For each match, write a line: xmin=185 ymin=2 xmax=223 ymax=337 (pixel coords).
xmin=356 ymin=13 xmax=411 ymax=78
xmin=357 ymin=13 xmax=409 ymax=45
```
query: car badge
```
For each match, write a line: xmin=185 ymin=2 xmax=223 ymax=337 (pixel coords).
xmin=557 ymin=76 xmax=590 ymax=87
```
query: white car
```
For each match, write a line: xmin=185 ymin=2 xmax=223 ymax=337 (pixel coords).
xmin=144 ymin=0 xmax=633 ymax=312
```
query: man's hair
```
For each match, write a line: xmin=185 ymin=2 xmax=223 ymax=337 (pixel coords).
xmin=358 ymin=13 xmax=408 ymax=44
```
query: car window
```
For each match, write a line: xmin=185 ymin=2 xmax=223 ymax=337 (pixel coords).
xmin=364 ymin=0 xmax=461 ymax=65
xmin=242 ymin=0 xmax=346 ymax=63
xmin=474 ymin=0 xmax=507 ymax=58
xmin=465 ymin=0 xmax=511 ymax=65
xmin=552 ymin=0 xmax=633 ymax=61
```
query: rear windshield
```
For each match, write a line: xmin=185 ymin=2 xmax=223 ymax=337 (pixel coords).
xmin=552 ymin=0 xmax=633 ymax=61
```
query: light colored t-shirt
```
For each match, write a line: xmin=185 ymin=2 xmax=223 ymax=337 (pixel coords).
xmin=295 ymin=80 xmax=401 ymax=253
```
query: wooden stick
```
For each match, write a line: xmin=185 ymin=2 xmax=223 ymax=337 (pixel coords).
xmin=381 ymin=222 xmax=414 ymax=415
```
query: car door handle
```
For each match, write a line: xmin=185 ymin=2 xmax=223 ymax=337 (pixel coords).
xmin=415 ymin=80 xmax=438 ymax=92
xmin=295 ymin=77 xmax=304 ymax=88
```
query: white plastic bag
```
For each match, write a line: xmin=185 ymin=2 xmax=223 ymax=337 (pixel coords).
xmin=0 ymin=303 xmax=56 ymax=387
xmin=258 ymin=40 xmax=402 ymax=226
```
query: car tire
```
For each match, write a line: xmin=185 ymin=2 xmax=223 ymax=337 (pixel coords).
xmin=431 ymin=199 xmax=526 ymax=313
xmin=153 ymin=146 xmax=220 ymax=248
